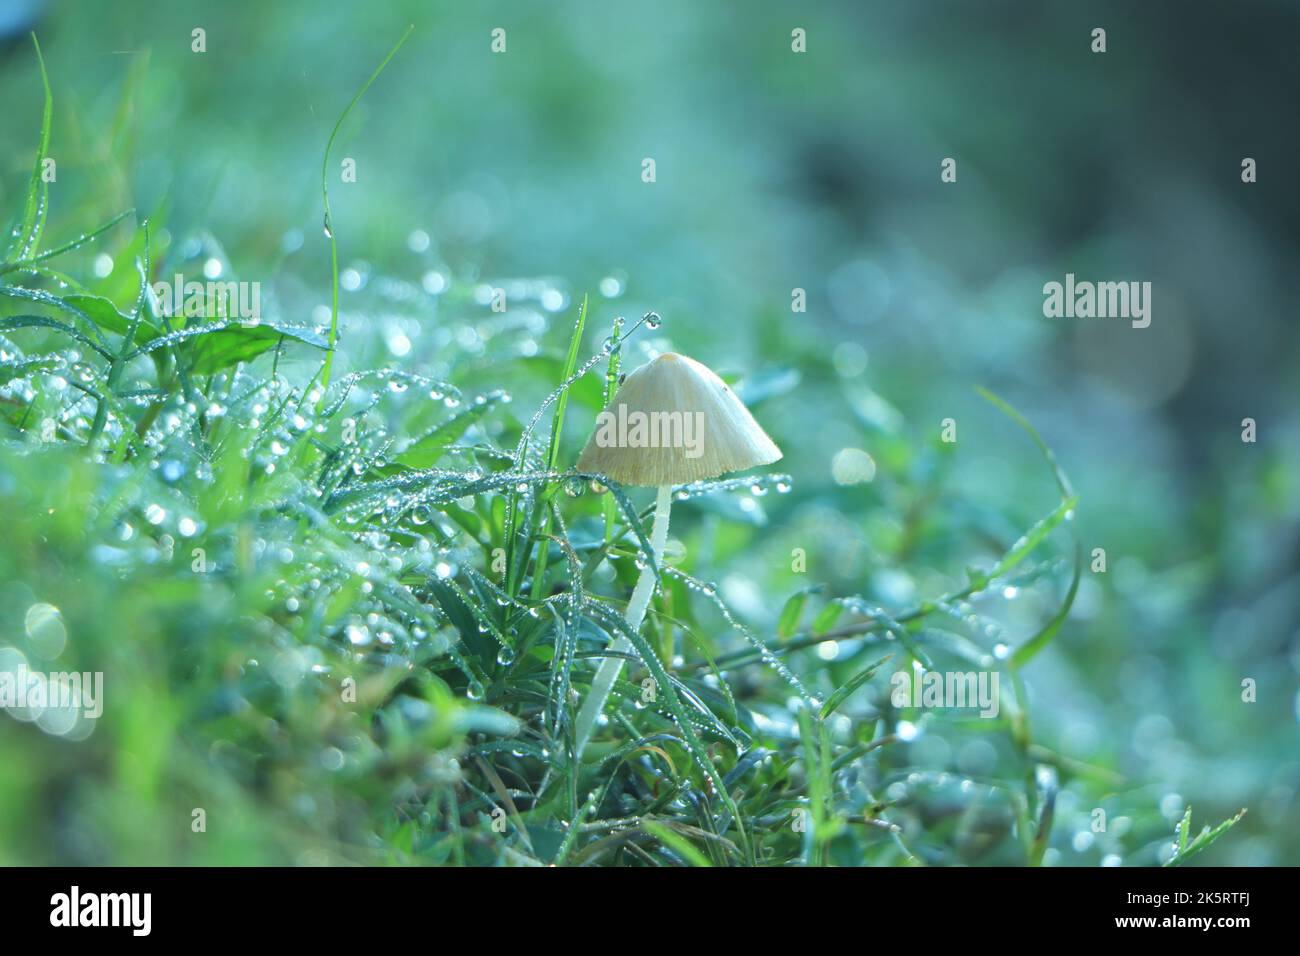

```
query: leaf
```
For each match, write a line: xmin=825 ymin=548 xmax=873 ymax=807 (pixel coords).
xmin=642 ymin=821 xmax=713 ymax=867
xmin=796 ymin=705 xmax=835 ymax=865
xmin=0 ymin=315 xmax=114 ymax=360
xmin=547 ymin=294 xmax=587 ymax=470
xmin=398 ymin=392 xmax=510 ymax=469
xmin=589 ymin=603 xmax=747 ymax=853
xmin=819 ymin=654 xmax=892 ymax=719
xmin=0 ymin=356 xmax=60 ymax=387
xmin=63 ymin=293 xmax=157 ymax=339
xmin=319 ymin=24 xmax=415 ymax=390
xmin=1164 ymin=808 xmax=1247 ymax=867
xmin=0 ymin=209 xmax=135 ymax=276
xmin=545 ymin=535 xmax=585 ymax=736
xmin=6 ymin=34 xmax=53 ymax=264
xmin=662 ymin=673 xmax=740 ymax=746
xmin=976 ymin=386 xmax=1073 ymax=499
xmin=778 ymin=586 xmax=820 ymax=640
xmin=452 ymin=704 xmax=522 ymax=737
xmin=1009 ymin=540 xmax=1081 ymax=670
xmin=426 ymin=577 xmax=493 ymax=662
xmin=186 ymin=322 xmax=328 ymax=375
xmin=0 ymin=286 xmax=113 ymax=353
xmin=843 ymin=599 xmax=932 ymax=670
xmin=988 ymin=495 xmax=1078 ymax=582
xmin=812 ymin=601 xmax=845 ymax=636
xmin=976 ymin=387 xmax=1083 ymax=671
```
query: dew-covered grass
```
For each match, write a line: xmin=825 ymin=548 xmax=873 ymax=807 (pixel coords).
xmin=0 ymin=32 xmax=1252 ymax=866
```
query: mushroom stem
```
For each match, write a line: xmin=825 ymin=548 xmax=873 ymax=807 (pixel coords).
xmin=572 ymin=482 xmax=672 ymax=759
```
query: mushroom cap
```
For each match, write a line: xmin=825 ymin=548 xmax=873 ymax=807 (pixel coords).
xmin=576 ymin=352 xmax=782 ymax=486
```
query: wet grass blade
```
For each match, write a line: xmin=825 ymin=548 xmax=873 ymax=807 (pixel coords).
xmin=0 ymin=316 xmax=114 ymax=360
xmin=5 ymin=34 xmax=52 ymax=264
xmin=976 ymin=387 xmax=1083 ymax=671
xmin=529 ymin=294 xmax=587 ymax=599
xmin=1163 ymin=808 xmax=1247 ymax=867
xmin=820 ymin=654 xmax=892 ymax=719
xmin=642 ymin=821 xmax=713 ymax=867
xmin=547 ymin=293 xmax=587 ymax=471
xmin=589 ymin=603 xmax=749 ymax=858
xmin=317 ymin=24 xmax=414 ymax=392
xmin=778 ymin=585 xmax=822 ymax=640
xmin=1 ymin=209 xmax=134 ymax=276
xmin=988 ymin=495 xmax=1078 ymax=582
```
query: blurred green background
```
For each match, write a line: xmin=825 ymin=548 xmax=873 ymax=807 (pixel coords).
xmin=0 ymin=0 xmax=1297 ymax=865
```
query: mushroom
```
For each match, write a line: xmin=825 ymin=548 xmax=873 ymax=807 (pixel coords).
xmin=571 ymin=352 xmax=782 ymax=757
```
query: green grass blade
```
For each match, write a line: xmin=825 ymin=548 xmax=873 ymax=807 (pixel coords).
xmin=977 ymin=387 xmax=1083 ymax=671
xmin=530 ymin=294 xmax=588 ymax=599
xmin=590 ymin=604 xmax=748 ymax=854
xmin=1164 ymin=808 xmax=1247 ymax=867
xmin=6 ymin=33 xmax=53 ymax=264
xmin=1 ymin=209 xmax=134 ymax=275
xmin=989 ymin=495 xmax=1078 ymax=582
xmin=317 ymin=24 xmax=414 ymax=393
xmin=642 ymin=821 xmax=713 ymax=867
xmin=547 ymin=294 xmax=587 ymax=470
xmin=975 ymin=386 xmax=1074 ymax=499
xmin=1010 ymin=538 xmax=1082 ymax=670
xmin=820 ymin=654 xmax=892 ymax=720
xmin=778 ymin=586 xmax=822 ymax=640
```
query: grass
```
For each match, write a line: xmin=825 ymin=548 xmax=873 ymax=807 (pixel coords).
xmin=0 ymin=33 xmax=1246 ymax=866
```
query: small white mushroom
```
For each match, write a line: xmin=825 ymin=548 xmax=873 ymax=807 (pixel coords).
xmin=571 ymin=352 xmax=781 ymax=757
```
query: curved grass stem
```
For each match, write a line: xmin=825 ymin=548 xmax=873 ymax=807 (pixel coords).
xmin=572 ymin=483 xmax=671 ymax=759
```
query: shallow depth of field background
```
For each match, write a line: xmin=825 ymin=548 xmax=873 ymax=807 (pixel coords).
xmin=1 ymin=0 xmax=1297 ymax=864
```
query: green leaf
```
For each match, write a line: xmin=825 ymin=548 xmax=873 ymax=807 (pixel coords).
xmin=976 ymin=387 xmax=1083 ymax=671
xmin=0 ymin=356 xmax=60 ymax=389
xmin=1 ymin=209 xmax=135 ymax=276
xmin=845 ymin=600 xmax=932 ymax=670
xmin=989 ymin=495 xmax=1078 ymax=582
xmin=547 ymin=294 xmax=587 ymax=470
xmin=641 ymin=821 xmax=713 ymax=867
xmin=796 ymin=705 xmax=837 ymax=865
xmin=0 ymin=286 xmax=113 ymax=353
xmin=186 ymin=322 xmax=328 ymax=375
xmin=1164 ymin=808 xmax=1247 ymax=867
xmin=426 ymin=577 xmax=493 ymax=663
xmin=812 ymin=601 xmax=845 ymax=636
xmin=399 ymin=392 xmax=510 ymax=469
xmin=819 ymin=654 xmax=892 ymax=719
xmin=63 ymin=293 xmax=156 ymax=339
xmin=590 ymin=604 xmax=748 ymax=856
xmin=6 ymin=34 xmax=53 ymax=264
xmin=778 ymin=586 xmax=820 ymax=640
xmin=319 ymin=24 xmax=415 ymax=391
xmin=0 ymin=315 xmax=114 ymax=360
